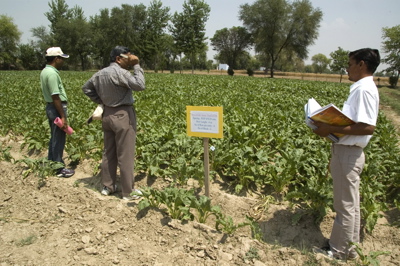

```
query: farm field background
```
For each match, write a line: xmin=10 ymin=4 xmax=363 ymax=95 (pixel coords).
xmin=0 ymin=71 xmax=399 ymax=265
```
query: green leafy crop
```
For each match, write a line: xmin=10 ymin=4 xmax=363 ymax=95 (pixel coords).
xmin=1 ymin=71 xmax=399 ymax=232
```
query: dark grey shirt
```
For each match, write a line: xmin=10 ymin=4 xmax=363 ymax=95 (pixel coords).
xmin=82 ymin=63 xmax=145 ymax=107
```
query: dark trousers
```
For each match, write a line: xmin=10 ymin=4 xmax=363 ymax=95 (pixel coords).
xmin=46 ymin=103 xmax=67 ymax=166
xmin=102 ymin=105 xmax=137 ymax=197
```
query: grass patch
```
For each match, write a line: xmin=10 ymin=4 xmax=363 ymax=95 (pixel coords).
xmin=244 ymin=246 xmax=260 ymax=261
xmin=15 ymin=234 xmax=37 ymax=247
xmin=379 ymin=86 xmax=400 ymax=116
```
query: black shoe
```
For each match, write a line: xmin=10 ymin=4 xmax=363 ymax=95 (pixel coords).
xmin=56 ymin=168 xmax=75 ymax=178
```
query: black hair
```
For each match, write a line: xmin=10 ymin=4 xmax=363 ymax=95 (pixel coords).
xmin=45 ymin=56 xmax=57 ymax=63
xmin=349 ymin=48 xmax=380 ymax=74
xmin=110 ymin=46 xmax=130 ymax=63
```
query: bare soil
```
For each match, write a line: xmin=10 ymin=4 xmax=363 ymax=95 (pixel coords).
xmin=1 ymin=108 xmax=399 ymax=266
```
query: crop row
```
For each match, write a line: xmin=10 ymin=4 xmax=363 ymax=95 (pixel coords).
xmin=0 ymin=70 xmax=399 ymax=232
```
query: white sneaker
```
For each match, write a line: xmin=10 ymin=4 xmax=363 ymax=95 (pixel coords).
xmin=101 ymin=185 xmax=116 ymax=196
xmin=122 ymin=189 xmax=142 ymax=200
xmin=313 ymin=246 xmax=334 ymax=259
xmin=313 ymin=246 xmax=351 ymax=262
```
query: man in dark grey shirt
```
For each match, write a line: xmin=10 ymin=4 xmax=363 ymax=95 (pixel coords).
xmin=82 ymin=46 xmax=145 ymax=200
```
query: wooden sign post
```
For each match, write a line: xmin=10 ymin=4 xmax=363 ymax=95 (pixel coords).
xmin=186 ymin=106 xmax=223 ymax=197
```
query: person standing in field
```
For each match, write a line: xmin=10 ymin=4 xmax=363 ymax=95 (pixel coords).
xmin=40 ymin=47 xmax=75 ymax=178
xmin=82 ymin=46 xmax=145 ymax=200
xmin=312 ymin=48 xmax=380 ymax=261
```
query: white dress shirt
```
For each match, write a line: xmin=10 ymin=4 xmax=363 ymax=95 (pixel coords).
xmin=337 ymin=76 xmax=379 ymax=148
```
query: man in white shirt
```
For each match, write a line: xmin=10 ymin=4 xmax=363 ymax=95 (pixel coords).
xmin=312 ymin=48 xmax=380 ymax=261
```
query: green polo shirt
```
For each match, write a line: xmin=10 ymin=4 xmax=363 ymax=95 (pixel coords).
xmin=40 ymin=65 xmax=68 ymax=103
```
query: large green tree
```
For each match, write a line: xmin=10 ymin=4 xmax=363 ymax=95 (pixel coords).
xmin=382 ymin=25 xmax=400 ymax=87
xmin=170 ymin=0 xmax=210 ymax=73
xmin=45 ymin=0 xmax=72 ymax=43
xmin=0 ymin=15 xmax=21 ymax=69
xmin=56 ymin=6 xmax=92 ymax=70
xmin=160 ymin=34 xmax=180 ymax=73
xmin=239 ymin=0 xmax=322 ymax=78
xmin=210 ymin=26 xmax=253 ymax=69
xmin=90 ymin=4 xmax=147 ymax=68
xmin=311 ymin=53 xmax=330 ymax=74
xmin=330 ymin=47 xmax=349 ymax=82
xmin=31 ymin=26 xmax=52 ymax=54
xmin=141 ymin=0 xmax=171 ymax=70
xmin=109 ymin=4 xmax=146 ymax=53
xmin=17 ymin=42 xmax=43 ymax=70
xmin=89 ymin=8 xmax=114 ymax=68
xmin=45 ymin=0 xmax=93 ymax=70
xmin=274 ymin=51 xmax=305 ymax=72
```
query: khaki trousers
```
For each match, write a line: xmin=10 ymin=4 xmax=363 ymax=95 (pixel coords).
xmin=329 ymin=144 xmax=364 ymax=260
xmin=101 ymin=105 xmax=137 ymax=197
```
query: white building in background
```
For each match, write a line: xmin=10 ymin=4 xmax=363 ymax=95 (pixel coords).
xmin=218 ymin=64 xmax=229 ymax=70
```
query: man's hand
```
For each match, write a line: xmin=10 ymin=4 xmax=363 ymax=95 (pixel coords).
xmin=51 ymin=94 xmax=68 ymax=130
xmin=312 ymin=120 xmax=331 ymax=137
xmin=60 ymin=117 xmax=68 ymax=130
xmin=128 ymin=54 xmax=139 ymax=66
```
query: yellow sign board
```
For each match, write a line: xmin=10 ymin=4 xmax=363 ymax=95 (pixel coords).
xmin=186 ymin=106 xmax=223 ymax=138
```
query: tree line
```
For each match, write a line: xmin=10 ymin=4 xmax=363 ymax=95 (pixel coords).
xmin=0 ymin=0 xmax=399 ymax=82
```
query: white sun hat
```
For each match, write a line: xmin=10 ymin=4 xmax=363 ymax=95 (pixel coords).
xmin=45 ymin=47 xmax=69 ymax=58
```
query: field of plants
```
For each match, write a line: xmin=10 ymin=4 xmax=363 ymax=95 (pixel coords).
xmin=1 ymin=71 xmax=400 ymax=265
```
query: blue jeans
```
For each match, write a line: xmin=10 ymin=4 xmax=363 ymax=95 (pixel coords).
xmin=46 ymin=103 xmax=68 ymax=166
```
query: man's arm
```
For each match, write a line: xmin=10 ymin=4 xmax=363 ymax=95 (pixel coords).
xmin=127 ymin=65 xmax=145 ymax=91
xmin=312 ymin=121 xmax=375 ymax=138
xmin=126 ymin=54 xmax=145 ymax=91
xmin=82 ymin=79 xmax=102 ymax=104
xmin=51 ymin=94 xmax=68 ymax=130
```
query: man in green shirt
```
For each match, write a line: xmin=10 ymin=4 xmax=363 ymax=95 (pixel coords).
xmin=40 ymin=47 xmax=74 ymax=178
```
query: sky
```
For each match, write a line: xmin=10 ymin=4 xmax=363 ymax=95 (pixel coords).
xmin=2 ymin=0 xmax=399 ymax=71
